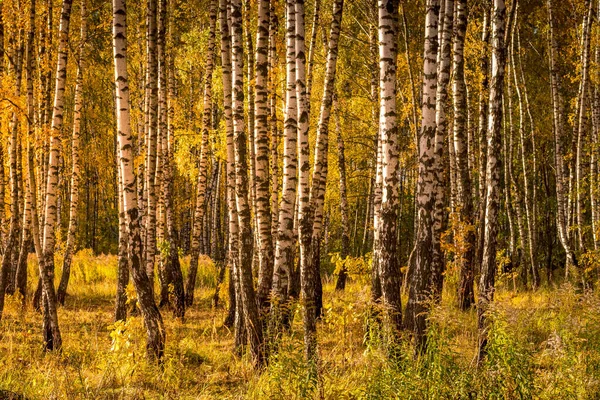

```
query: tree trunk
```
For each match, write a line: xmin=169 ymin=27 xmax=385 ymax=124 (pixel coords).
xmin=57 ymin=0 xmax=87 ymax=305
xmin=37 ymin=0 xmax=75 ymax=352
xmin=476 ymin=7 xmax=490 ymax=276
xmin=432 ymin=0 xmax=453 ymax=297
xmin=112 ymin=0 xmax=166 ymax=360
xmin=115 ymin=152 xmax=129 ymax=322
xmin=376 ymin=0 xmax=402 ymax=337
xmin=575 ymin=0 xmax=593 ymax=252
xmin=272 ymin=0 xmax=298 ymax=318
xmin=453 ymin=0 xmax=475 ymax=310
xmin=307 ymin=0 xmax=344 ymax=318
xmin=254 ymin=0 xmax=274 ymax=313
xmin=145 ymin=0 xmax=159 ymax=283
xmin=547 ymin=0 xmax=577 ymax=274
xmin=185 ymin=0 xmax=217 ymax=307
xmin=405 ymin=0 xmax=438 ymax=348
xmin=15 ymin=0 xmax=37 ymax=304
xmin=231 ymin=0 xmax=265 ymax=367
xmin=478 ymin=0 xmax=506 ymax=363
xmin=335 ymin=103 xmax=350 ymax=291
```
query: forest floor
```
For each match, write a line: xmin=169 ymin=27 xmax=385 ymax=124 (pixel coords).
xmin=1 ymin=251 xmax=600 ymax=399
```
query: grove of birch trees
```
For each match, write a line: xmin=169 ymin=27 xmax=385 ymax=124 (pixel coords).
xmin=1 ymin=0 xmax=600 ymax=392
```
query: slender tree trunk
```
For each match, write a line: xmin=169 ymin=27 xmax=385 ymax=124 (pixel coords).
xmin=15 ymin=0 xmax=37 ymax=303
xmin=219 ymin=0 xmax=243 ymax=347
xmin=431 ymin=0 xmax=453 ymax=296
xmin=254 ymin=0 xmax=274 ymax=313
xmin=478 ymin=0 xmax=506 ymax=363
xmin=160 ymin=0 xmax=185 ymax=318
xmin=306 ymin=0 xmax=320 ymax=104
xmin=453 ymin=0 xmax=475 ymax=310
xmin=57 ymin=0 xmax=87 ymax=305
xmin=376 ymin=0 xmax=402 ymax=338
xmin=145 ymin=0 xmax=159 ymax=283
xmin=231 ymin=0 xmax=265 ymax=367
xmin=370 ymin=4 xmax=382 ymax=304
xmin=244 ymin=0 xmax=258 ymax=245
xmin=296 ymin=0 xmax=318 ymax=363
xmin=269 ymin=3 xmax=280 ymax=246
xmin=113 ymin=0 xmax=166 ymax=360
xmin=115 ymin=152 xmax=129 ymax=322
xmin=37 ymin=0 xmax=75 ymax=351
xmin=591 ymin=4 xmax=600 ymax=251
xmin=307 ymin=0 xmax=344 ymax=317
xmin=575 ymin=1 xmax=593 ymax=252
xmin=185 ymin=0 xmax=217 ymax=307
xmin=405 ymin=0 xmax=438 ymax=347
xmin=476 ymin=7 xmax=490 ymax=275
xmin=0 ymin=33 xmax=24 ymax=314
xmin=272 ymin=0 xmax=298 ymax=319
xmin=547 ymin=0 xmax=577 ymax=274
xmin=335 ymin=105 xmax=350 ymax=290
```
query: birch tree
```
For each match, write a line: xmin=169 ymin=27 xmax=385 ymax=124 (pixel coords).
xmin=254 ymin=0 xmax=274 ymax=312
xmin=272 ymin=0 xmax=298 ymax=314
xmin=405 ymin=0 xmax=438 ymax=347
xmin=478 ymin=0 xmax=506 ymax=362
xmin=231 ymin=0 xmax=264 ymax=366
xmin=185 ymin=0 xmax=217 ymax=307
xmin=376 ymin=0 xmax=402 ymax=336
xmin=113 ymin=0 xmax=166 ymax=359
xmin=57 ymin=0 xmax=87 ymax=305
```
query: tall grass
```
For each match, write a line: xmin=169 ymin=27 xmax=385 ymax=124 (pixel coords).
xmin=0 ymin=250 xmax=600 ymax=398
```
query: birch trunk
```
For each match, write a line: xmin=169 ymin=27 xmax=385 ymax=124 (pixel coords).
xmin=231 ymin=0 xmax=265 ymax=367
xmin=476 ymin=7 xmax=490 ymax=274
xmin=113 ymin=0 xmax=166 ymax=359
xmin=376 ymin=0 xmax=402 ymax=336
xmin=478 ymin=0 xmax=506 ymax=362
xmin=308 ymin=0 xmax=344 ymax=311
xmin=547 ymin=0 xmax=577 ymax=273
xmin=254 ymin=0 xmax=274 ymax=312
xmin=405 ymin=0 xmax=438 ymax=346
xmin=57 ymin=0 xmax=87 ymax=305
xmin=115 ymin=151 xmax=129 ymax=322
xmin=219 ymin=0 xmax=243 ymax=347
xmin=269 ymin=3 xmax=280 ymax=245
xmin=335 ymin=105 xmax=350 ymax=290
xmin=432 ymin=0 xmax=453 ymax=296
xmin=36 ymin=0 xmax=75 ymax=351
xmin=15 ymin=0 xmax=37 ymax=303
xmin=272 ymin=0 xmax=298 ymax=312
xmin=453 ymin=0 xmax=475 ymax=310
xmin=575 ymin=1 xmax=593 ymax=252
xmin=145 ymin=0 xmax=159 ymax=282
xmin=185 ymin=0 xmax=217 ymax=307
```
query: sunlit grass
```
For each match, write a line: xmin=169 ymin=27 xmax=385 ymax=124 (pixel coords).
xmin=0 ymin=250 xmax=599 ymax=398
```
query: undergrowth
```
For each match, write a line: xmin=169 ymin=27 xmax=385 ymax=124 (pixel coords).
xmin=0 ymin=250 xmax=600 ymax=398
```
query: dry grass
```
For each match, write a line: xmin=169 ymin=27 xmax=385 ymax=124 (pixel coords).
xmin=1 ymin=251 xmax=599 ymax=399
